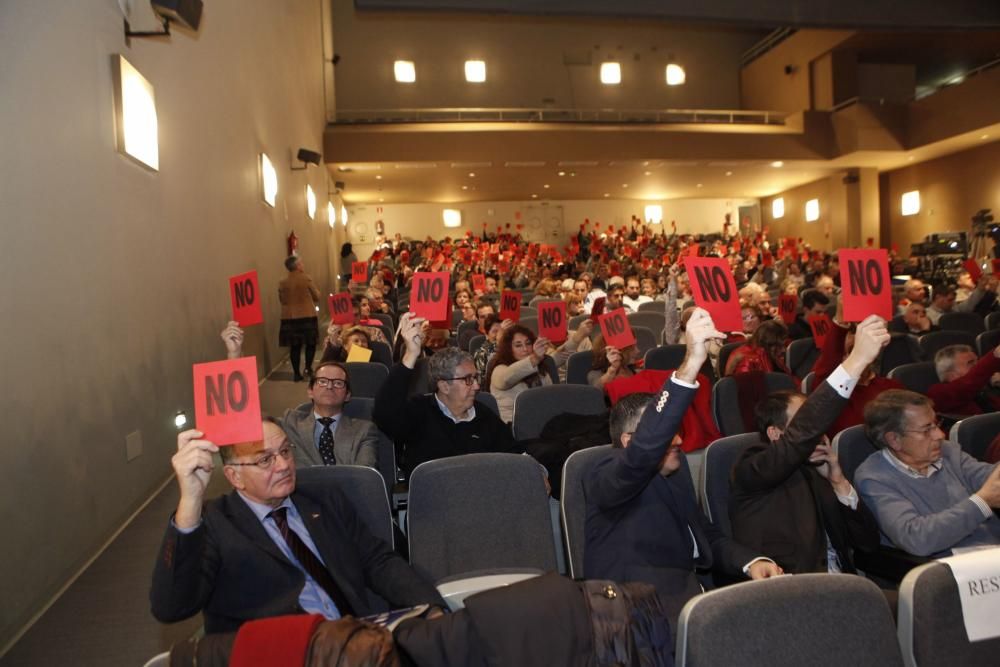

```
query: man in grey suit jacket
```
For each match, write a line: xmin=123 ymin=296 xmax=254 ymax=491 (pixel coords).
xmin=283 ymin=361 xmax=379 ymax=469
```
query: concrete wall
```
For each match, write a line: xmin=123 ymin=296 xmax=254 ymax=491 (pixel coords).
xmin=881 ymin=139 xmax=1000 ymax=256
xmin=344 ymin=197 xmax=757 ymax=257
xmin=760 ymin=175 xmax=847 ymax=250
xmin=0 ymin=0 xmax=332 ymax=650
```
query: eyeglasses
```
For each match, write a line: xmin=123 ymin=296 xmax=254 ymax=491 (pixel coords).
xmin=314 ymin=377 xmax=347 ymax=390
xmin=227 ymin=443 xmax=296 ymax=469
xmin=442 ymin=375 xmax=479 ymax=386
xmin=901 ymin=418 xmax=943 ymax=436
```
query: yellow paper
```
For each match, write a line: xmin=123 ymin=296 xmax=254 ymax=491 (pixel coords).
xmin=346 ymin=345 xmax=373 ymax=363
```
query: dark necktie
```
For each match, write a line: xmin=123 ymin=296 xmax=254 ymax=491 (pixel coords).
xmin=269 ymin=507 xmax=354 ymax=616
xmin=317 ymin=417 xmax=336 ymax=465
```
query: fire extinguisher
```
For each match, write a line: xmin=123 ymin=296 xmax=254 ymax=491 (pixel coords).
xmin=287 ymin=231 xmax=299 ymax=257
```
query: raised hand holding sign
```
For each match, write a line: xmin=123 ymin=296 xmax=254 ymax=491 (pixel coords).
xmin=409 ymin=271 xmax=450 ymax=322
xmin=684 ymin=257 xmax=742 ymax=332
xmin=500 ymin=290 xmax=521 ymax=322
xmin=839 ymin=248 xmax=892 ymax=321
xmin=192 ymin=356 xmax=263 ymax=446
xmin=778 ymin=293 xmax=798 ymax=325
xmin=229 ymin=270 xmax=264 ymax=327
xmin=807 ymin=313 xmax=833 ymax=349
xmin=327 ymin=292 xmax=354 ymax=325
xmin=538 ymin=301 xmax=567 ymax=343
xmin=351 ymin=261 xmax=368 ymax=284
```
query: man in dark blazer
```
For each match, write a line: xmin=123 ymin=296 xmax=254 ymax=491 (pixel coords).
xmin=150 ymin=418 xmax=444 ymax=634
xmin=584 ymin=308 xmax=783 ymax=631
xmin=729 ymin=315 xmax=887 ymax=574
xmin=283 ymin=361 xmax=379 ymax=468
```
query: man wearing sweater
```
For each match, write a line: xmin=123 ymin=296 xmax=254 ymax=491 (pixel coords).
xmin=374 ymin=313 xmax=521 ymax=478
xmin=855 ymin=390 xmax=1000 ymax=557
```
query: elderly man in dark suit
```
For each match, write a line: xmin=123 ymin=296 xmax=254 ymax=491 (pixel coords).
xmin=728 ymin=315 xmax=890 ymax=575
xmin=282 ymin=361 xmax=379 ymax=468
xmin=150 ymin=419 xmax=444 ymax=633
xmin=583 ymin=308 xmax=783 ymax=631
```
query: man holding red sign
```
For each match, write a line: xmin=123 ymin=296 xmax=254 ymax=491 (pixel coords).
xmin=684 ymin=257 xmax=742 ymax=332
xmin=152 ymin=418 xmax=446 ymax=633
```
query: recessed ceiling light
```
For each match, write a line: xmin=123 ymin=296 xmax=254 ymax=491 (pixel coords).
xmin=770 ymin=161 xmax=784 ymax=168
xmin=600 ymin=62 xmax=621 ymax=85
xmin=531 ymin=194 xmax=538 ymax=198
xmin=543 ymin=184 xmax=550 ymax=189
xmin=644 ymin=171 xmax=652 ymax=176
xmin=622 ymin=183 xmax=629 ymax=188
xmin=462 ymin=185 xmax=468 ymax=190
xmin=981 ymin=134 xmax=990 ymax=140
xmin=468 ymin=172 xmax=476 ymax=177
xmin=907 ymin=156 xmax=915 ymax=162
xmin=375 ymin=174 xmax=382 ymax=180
xmin=725 ymin=171 xmax=733 ymax=176
xmin=394 ymin=60 xmax=416 ymax=83
xmin=379 ymin=198 xmax=384 ymax=202
xmin=603 ymin=193 xmax=610 ymax=197
xmin=696 ymin=183 xmax=703 ymax=188
xmin=558 ymin=171 xmax=566 ymax=176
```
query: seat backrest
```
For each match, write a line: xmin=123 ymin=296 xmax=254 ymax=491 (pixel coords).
xmin=801 ymin=371 xmax=816 ymax=394
xmin=887 ymin=361 xmax=939 ymax=395
xmin=560 ymin=444 xmax=613 ymax=579
xmin=711 ymin=373 xmax=797 ymax=436
xmin=512 ymin=384 xmax=607 ymax=440
xmin=568 ymin=313 xmax=589 ymax=333
xmin=676 ymin=574 xmax=902 ymax=667
xmin=976 ymin=329 xmax=1000 ymax=357
xmin=627 ymin=312 xmax=665 ymax=336
xmin=644 ymin=344 xmax=687 ymax=371
xmin=340 ymin=398 xmax=397 ymax=492
xmin=632 ymin=325 xmax=657 ymax=354
xmin=986 ymin=311 xmax=1000 ymax=331
xmin=296 ymin=465 xmax=393 ymax=546
xmin=365 ymin=340 xmax=392 ymax=367
xmin=371 ymin=313 xmax=394 ymax=331
xmin=898 ymin=553 xmax=1000 ymax=667
xmin=407 ymin=453 xmax=557 ymax=582
xmin=938 ymin=311 xmax=985 ymax=335
xmin=700 ymin=433 xmax=759 ymax=536
xmin=918 ymin=330 xmax=977 ymax=359
xmin=880 ymin=333 xmax=921 ymax=375
xmin=474 ymin=390 xmax=501 ymax=418
xmin=456 ymin=319 xmax=479 ymax=339
xmin=786 ymin=337 xmax=820 ymax=379
xmin=520 ymin=306 xmax=538 ymax=319
xmin=344 ymin=362 xmax=389 ymax=398
xmin=566 ymin=350 xmax=594 ymax=385
xmin=717 ymin=341 xmax=745 ymax=376
xmin=949 ymin=412 xmax=1000 ymax=461
xmin=467 ymin=333 xmax=486 ymax=354
xmin=832 ymin=424 xmax=878 ymax=484
xmin=637 ymin=301 xmax=662 ymax=313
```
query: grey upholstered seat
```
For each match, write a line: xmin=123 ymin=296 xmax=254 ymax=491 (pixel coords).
xmin=717 ymin=341 xmax=745 ymax=376
xmin=637 ymin=301 xmax=663 ymax=312
xmin=699 ymin=433 xmax=759 ymax=536
xmin=559 ymin=444 xmax=613 ymax=579
xmin=918 ymin=330 xmax=977 ymax=359
xmin=887 ymin=361 xmax=939 ymax=395
xmin=831 ymin=424 xmax=878 ymax=484
xmin=949 ymin=412 xmax=1000 ymax=461
xmin=566 ymin=350 xmax=593 ymax=385
xmin=801 ymin=371 xmax=816 ymax=394
xmin=407 ymin=453 xmax=557 ymax=583
xmin=938 ymin=311 xmax=985 ymax=335
xmin=626 ymin=311 xmax=666 ymax=337
xmin=880 ymin=333 xmax=921 ymax=375
xmin=631 ymin=325 xmax=658 ymax=354
xmin=644 ymin=344 xmax=687 ymax=371
xmin=976 ymin=329 xmax=1000 ymax=357
xmin=340 ymin=397 xmax=397 ymax=493
xmin=710 ymin=373 xmax=797 ymax=436
xmin=785 ymin=337 xmax=820 ymax=378
xmin=296 ymin=465 xmax=393 ymax=546
xmin=344 ymin=362 xmax=389 ymax=398
xmin=676 ymin=573 xmax=902 ymax=667
xmin=511 ymin=384 xmax=607 ymax=440
xmin=518 ymin=316 xmax=538 ymax=334
xmin=898 ymin=552 xmax=1000 ymax=667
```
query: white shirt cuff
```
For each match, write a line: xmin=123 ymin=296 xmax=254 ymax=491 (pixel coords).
xmin=742 ymin=556 xmax=775 ymax=576
xmin=970 ymin=494 xmax=993 ymax=519
xmin=670 ymin=372 xmax=700 ymax=389
xmin=825 ymin=365 xmax=859 ymax=399
xmin=835 ymin=486 xmax=859 ymax=510
xmin=171 ymin=516 xmax=201 ymax=535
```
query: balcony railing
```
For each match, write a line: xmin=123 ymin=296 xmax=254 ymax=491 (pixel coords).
xmin=330 ymin=107 xmax=790 ymax=126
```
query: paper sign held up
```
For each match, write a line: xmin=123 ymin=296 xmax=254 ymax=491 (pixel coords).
xmin=778 ymin=294 xmax=798 ymax=325
xmin=808 ymin=314 xmax=832 ymax=349
xmin=345 ymin=345 xmax=373 ymax=363
xmin=839 ymin=249 xmax=892 ymax=321
xmin=328 ymin=292 xmax=355 ymax=325
xmin=499 ymin=290 xmax=521 ymax=321
xmin=193 ymin=356 xmax=263 ymax=446
xmin=599 ymin=308 xmax=636 ymax=350
xmin=538 ymin=301 xmax=568 ymax=343
xmin=351 ymin=262 xmax=368 ymax=284
xmin=409 ymin=272 xmax=450 ymax=322
xmin=229 ymin=271 xmax=264 ymax=327
xmin=471 ymin=274 xmax=486 ymax=293
xmin=684 ymin=257 xmax=742 ymax=332
xmin=962 ymin=259 xmax=982 ymax=284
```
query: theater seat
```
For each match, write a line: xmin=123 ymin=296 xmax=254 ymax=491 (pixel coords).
xmin=918 ymin=330 xmax=977 ymax=359
xmin=887 ymin=361 xmax=939 ymax=395
xmin=976 ymin=329 xmax=1000 ymax=357
xmin=511 ymin=384 xmax=606 ymax=440
xmin=559 ymin=444 xmax=613 ymax=578
xmin=949 ymin=412 xmax=1000 ymax=461
xmin=699 ymin=433 xmax=759 ymax=536
xmin=344 ymin=362 xmax=389 ymax=398
xmin=566 ymin=350 xmax=593 ymax=385
xmin=675 ymin=574 xmax=903 ymax=667
xmin=711 ymin=373 xmax=797 ymax=436
xmin=785 ymin=337 xmax=820 ymax=379
xmin=938 ymin=311 xmax=985 ymax=336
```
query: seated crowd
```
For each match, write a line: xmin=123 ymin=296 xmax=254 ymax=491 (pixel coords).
xmin=152 ymin=221 xmax=1000 ymax=663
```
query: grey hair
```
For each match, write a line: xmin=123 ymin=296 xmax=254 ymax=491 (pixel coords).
xmin=284 ymin=256 xmax=299 ymax=271
xmin=428 ymin=347 xmax=473 ymax=386
xmin=863 ymin=390 xmax=932 ymax=450
xmin=610 ymin=392 xmax=654 ymax=447
xmin=934 ymin=344 xmax=975 ymax=381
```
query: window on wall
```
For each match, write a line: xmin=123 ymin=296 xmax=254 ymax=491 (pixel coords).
xmin=805 ymin=199 xmax=820 ymax=222
xmin=771 ymin=198 xmax=785 ymax=219
xmin=901 ymin=191 xmax=920 ymax=216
